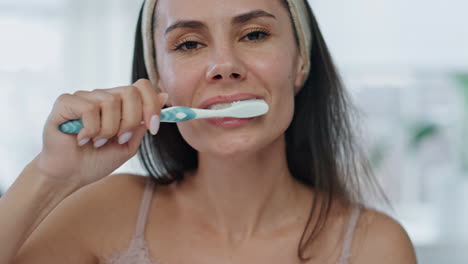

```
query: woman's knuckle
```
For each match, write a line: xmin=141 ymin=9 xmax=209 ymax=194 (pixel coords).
xmin=73 ymin=90 xmax=87 ymax=96
xmin=101 ymin=94 xmax=120 ymax=107
xmin=83 ymin=103 xmax=99 ymax=114
xmin=110 ymin=93 xmax=121 ymax=104
xmin=135 ymin=78 xmax=151 ymax=86
xmin=57 ymin=93 xmax=72 ymax=102
xmin=92 ymin=88 xmax=108 ymax=93
xmin=122 ymin=85 xmax=139 ymax=98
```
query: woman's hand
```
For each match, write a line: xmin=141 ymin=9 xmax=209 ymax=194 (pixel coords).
xmin=34 ymin=79 xmax=167 ymax=189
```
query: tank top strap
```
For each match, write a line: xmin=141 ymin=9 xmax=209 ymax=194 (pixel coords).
xmin=338 ymin=206 xmax=361 ymax=263
xmin=134 ymin=177 xmax=156 ymax=238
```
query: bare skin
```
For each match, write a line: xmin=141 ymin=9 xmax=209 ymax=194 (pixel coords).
xmin=13 ymin=173 xmax=416 ymax=264
xmin=1 ymin=0 xmax=417 ymax=262
xmin=152 ymin=0 xmax=307 ymax=247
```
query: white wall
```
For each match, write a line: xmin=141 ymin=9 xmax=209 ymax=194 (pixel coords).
xmin=311 ymin=0 xmax=468 ymax=71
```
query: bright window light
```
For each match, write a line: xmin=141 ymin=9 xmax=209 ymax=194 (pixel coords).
xmin=0 ymin=17 xmax=61 ymax=72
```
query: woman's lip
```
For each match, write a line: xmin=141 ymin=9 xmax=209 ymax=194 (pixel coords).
xmin=205 ymin=117 xmax=255 ymax=127
xmin=199 ymin=93 xmax=263 ymax=109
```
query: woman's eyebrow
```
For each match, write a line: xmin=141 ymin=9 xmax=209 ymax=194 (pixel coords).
xmin=165 ymin=21 xmax=206 ymax=35
xmin=231 ymin=10 xmax=276 ymax=25
xmin=164 ymin=10 xmax=276 ymax=36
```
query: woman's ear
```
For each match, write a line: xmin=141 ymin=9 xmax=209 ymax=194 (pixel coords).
xmin=294 ymin=56 xmax=307 ymax=91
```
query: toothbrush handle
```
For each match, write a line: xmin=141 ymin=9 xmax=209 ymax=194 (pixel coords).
xmin=58 ymin=107 xmax=200 ymax=134
xmin=160 ymin=106 xmax=197 ymax=122
xmin=59 ymin=120 xmax=84 ymax=134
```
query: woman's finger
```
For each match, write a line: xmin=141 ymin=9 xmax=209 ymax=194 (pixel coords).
xmin=50 ymin=93 xmax=101 ymax=145
xmin=74 ymin=90 xmax=122 ymax=147
xmin=132 ymin=79 xmax=167 ymax=135
xmin=103 ymin=85 xmax=144 ymax=138
xmin=102 ymin=79 xmax=167 ymax=135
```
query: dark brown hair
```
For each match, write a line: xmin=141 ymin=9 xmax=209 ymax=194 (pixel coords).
xmin=132 ymin=0 xmax=387 ymax=261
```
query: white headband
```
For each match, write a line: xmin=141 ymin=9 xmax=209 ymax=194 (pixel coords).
xmin=141 ymin=0 xmax=312 ymax=92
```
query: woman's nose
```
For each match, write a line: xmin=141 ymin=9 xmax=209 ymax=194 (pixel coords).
xmin=205 ymin=46 xmax=246 ymax=83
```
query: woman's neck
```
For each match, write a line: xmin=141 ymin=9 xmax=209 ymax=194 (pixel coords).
xmin=169 ymin=137 xmax=313 ymax=247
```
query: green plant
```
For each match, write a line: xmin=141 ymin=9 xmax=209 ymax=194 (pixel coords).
xmin=408 ymin=121 xmax=440 ymax=153
xmin=369 ymin=72 xmax=468 ymax=175
xmin=368 ymin=121 xmax=441 ymax=171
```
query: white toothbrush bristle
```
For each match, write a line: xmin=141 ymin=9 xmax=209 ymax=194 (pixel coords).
xmin=223 ymin=99 xmax=269 ymax=118
xmin=207 ymin=99 xmax=258 ymax=110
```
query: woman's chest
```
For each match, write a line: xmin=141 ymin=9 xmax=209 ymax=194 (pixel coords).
xmin=147 ymin=242 xmax=311 ymax=264
xmin=143 ymin=225 xmax=344 ymax=264
xmin=96 ymin=220 xmax=345 ymax=264
xmin=146 ymin=245 xmax=342 ymax=264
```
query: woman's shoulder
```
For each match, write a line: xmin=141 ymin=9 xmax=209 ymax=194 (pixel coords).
xmin=33 ymin=172 xmax=150 ymax=229
xmin=15 ymin=173 xmax=151 ymax=263
xmin=57 ymin=173 xmax=150 ymax=227
xmin=349 ymin=207 xmax=417 ymax=263
xmin=66 ymin=173 xmax=149 ymax=217
xmin=60 ymin=173 xmax=159 ymax=255
xmin=90 ymin=172 xmax=149 ymax=195
xmin=73 ymin=173 xmax=152 ymax=225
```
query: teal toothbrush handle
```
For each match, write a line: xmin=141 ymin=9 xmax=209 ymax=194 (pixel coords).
xmin=160 ymin=106 xmax=197 ymax=122
xmin=59 ymin=120 xmax=84 ymax=134
xmin=59 ymin=106 xmax=198 ymax=134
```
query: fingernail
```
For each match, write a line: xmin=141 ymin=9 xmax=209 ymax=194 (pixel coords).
xmin=78 ymin=137 xmax=90 ymax=146
xmin=159 ymin=93 xmax=169 ymax=105
xmin=150 ymin=115 xmax=160 ymax=135
xmin=94 ymin=138 xmax=108 ymax=148
xmin=118 ymin=132 xmax=133 ymax=144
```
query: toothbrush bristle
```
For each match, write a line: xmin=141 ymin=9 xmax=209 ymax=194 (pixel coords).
xmin=226 ymin=99 xmax=269 ymax=118
xmin=231 ymin=99 xmax=259 ymax=104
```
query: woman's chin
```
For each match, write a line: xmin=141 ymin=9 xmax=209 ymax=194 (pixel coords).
xmin=204 ymin=148 xmax=255 ymax=159
xmin=179 ymin=125 xmax=282 ymax=158
xmin=201 ymin=136 xmax=263 ymax=158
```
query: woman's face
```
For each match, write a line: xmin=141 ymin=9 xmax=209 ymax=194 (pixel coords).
xmin=154 ymin=0 xmax=306 ymax=157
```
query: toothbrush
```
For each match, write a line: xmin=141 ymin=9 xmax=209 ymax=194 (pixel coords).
xmin=59 ymin=99 xmax=269 ymax=134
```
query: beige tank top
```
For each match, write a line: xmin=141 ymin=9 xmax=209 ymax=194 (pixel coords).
xmin=100 ymin=178 xmax=361 ymax=264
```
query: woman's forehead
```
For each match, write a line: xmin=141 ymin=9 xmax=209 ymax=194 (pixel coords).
xmin=155 ymin=0 xmax=285 ymax=27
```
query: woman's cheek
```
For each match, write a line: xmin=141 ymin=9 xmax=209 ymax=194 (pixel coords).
xmin=251 ymin=47 xmax=294 ymax=83
xmin=162 ymin=59 xmax=205 ymax=106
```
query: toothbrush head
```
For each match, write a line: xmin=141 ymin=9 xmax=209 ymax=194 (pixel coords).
xmin=226 ymin=99 xmax=269 ymax=118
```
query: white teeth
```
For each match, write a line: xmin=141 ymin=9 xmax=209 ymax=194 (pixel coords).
xmin=208 ymin=102 xmax=233 ymax=110
xmin=208 ymin=100 xmax=243 ymax=110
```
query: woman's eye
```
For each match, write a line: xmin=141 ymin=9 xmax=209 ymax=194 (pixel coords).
xmin=243 ymin=31 xmax=270 ymax=42
xmin=175 ymin=41 xmax=202 ymax=51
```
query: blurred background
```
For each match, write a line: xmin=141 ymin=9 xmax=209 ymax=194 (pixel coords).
xmin=1 ymin=0 xmax=467 ymax=262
